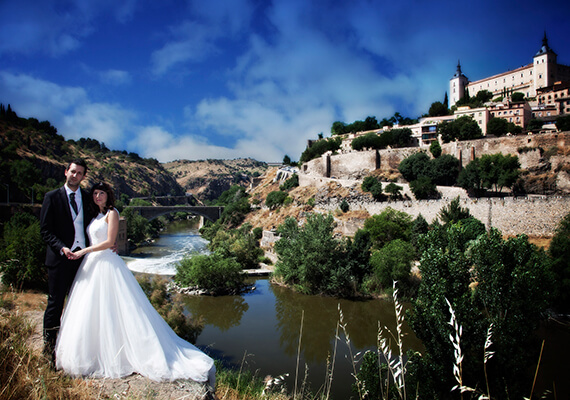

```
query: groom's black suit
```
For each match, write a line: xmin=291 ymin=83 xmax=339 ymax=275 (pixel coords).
xmin=40 ymin=186 xmax=93 ymax=345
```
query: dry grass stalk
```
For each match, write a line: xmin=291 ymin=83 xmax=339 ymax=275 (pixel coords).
xmin=338 ymin=304 xmax=365 ymax=400
xmin=446 ymin=298 xmax=476 ymax=397
xmin=377 ymin=282 xmax=408 ymax=400
xmin=293 ymin=310 xmax=304 ymax=399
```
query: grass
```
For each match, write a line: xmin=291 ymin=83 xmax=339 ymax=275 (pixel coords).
xmin=0 ymin=286 xmax=292 ymax=400
xmin=0 ymin=290 xmax=94 ymax=400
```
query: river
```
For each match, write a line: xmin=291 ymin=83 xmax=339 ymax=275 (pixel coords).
xmin=124 ymin=219 xmax=422 ymax=399
xmin=124 ymin=219 xmax=568 ymax=399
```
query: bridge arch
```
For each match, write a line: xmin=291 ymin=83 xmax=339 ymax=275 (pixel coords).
xmin=124 ymin=206 xmax=224 ymax=222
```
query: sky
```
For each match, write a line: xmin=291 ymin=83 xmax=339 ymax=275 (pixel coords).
xmin=1 ymin=0 xmax=569 ymax=163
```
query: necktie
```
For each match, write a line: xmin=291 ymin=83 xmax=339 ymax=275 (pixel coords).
xmin=70 ymin=192 xmax=79 ymax=215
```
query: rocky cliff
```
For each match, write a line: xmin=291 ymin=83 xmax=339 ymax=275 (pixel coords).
xmin=164 ymin=158 xmax=267 ymax=201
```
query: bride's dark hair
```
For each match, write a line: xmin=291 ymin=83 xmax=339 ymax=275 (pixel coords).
xmin=90 ymin=182 xmax=116 ymax=214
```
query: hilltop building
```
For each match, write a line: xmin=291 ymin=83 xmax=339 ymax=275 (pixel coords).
xmin=450 ymin=33 xmax=570 ymax=107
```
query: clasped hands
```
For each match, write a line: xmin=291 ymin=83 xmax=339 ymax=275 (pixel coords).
xmin=64 ymin=243 xmax=118 ymax=260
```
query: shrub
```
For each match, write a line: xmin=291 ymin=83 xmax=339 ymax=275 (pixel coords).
xmin=175 ymin=252 xmax=246 ymax=295
xmin=136 ymin=275 xmax=203 ymax=343
xmin=409 ymin=176 xmax=438 ymax=199
xmin=209 ymin=225 xmax=263 ymax=269
xmin=363 ymin=207 xmax=412 ymax=250
xmin=429 ymin=140 xmax=442 ymax=158
xmin=361 ymin=176 xmax=384 ymax=201
xmin=274 ymin=214 xmax=358 ymax=296
xmin=370 ymin=239 xmax=415 ymax=288
xmin=384 ymin=182 xmax=403 ymax=200
xmin=549 ymin=212 xmax=570 ymax=312
xmin=351 ymin=132 xmax=383 ymax=151
xmin=266 ymin=191 xmax=288 ymax=209
xmin=339 ymin=199 xmax=349 ymax=212
xmin=279 ymin=174 xmax=299 ymax=191
xmin=0 ymin=213 xmax=47 ymax=291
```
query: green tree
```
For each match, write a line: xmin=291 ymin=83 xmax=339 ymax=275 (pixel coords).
xmin=457 ymin=158 xmax=482 ymax=193
xmin=398 ymin=152 xmax=431 ymax=182
xmin=555 ymin=115 xmax=570 ymax=131
xmin=511 ymin=92 xmax=525 ymax=102
xmin=390 ymin=128 xmax=412 ymax=147
xmin=331 ymin=121 xmax=347 ymax=135
xmin=469 ymin=230 xmax=554 ymax=398
xmin=479 ymin=153 xmax=520 ymax=192
xmin=300 ymin=136 xmax=341 ymax=163
xmin=10 ymin=159 xmax=39 ymax=199
xmin=409 ymin=225 xmax=552 ymax=400
xmin=439 ymin=116 xmax=483 ymax=143
xmin=527 ymin=118 xmax=543 ymax=132
xmin=274 ymin=213 xmax=355 ymax=295
xmin=548 ymin=212 xmax=570 ymax=312
xmin=487 ymin=117 xmax=509 ymax=137
xmin=409 ymin=176 xmax=438 ymax=200
xmin=279 ymin=174 xmax=299 ymax=191
xmin=457 ymin=116 xmax=483 ymax=140
xmin=428 ymin=101 xmax=448 ymax=117
xmin=361 ymin=176 xmax=384 ymax=201
xmin=351 ymin=132 xmax=383 ymax=151
xmin=266 ymin=190 xmax=289 ymax=209
xmin=282 ymin=154 xmax=292 ymax=165
xmin=369 ymin=239 xmax=415 ymax=289
xmin=0 ymin=212 xmax=47 ymax=291
xmin=384 ymin=182 xmax=403 ymax=200
xmin=175 ymin=252 xmax=246 ymax=295
xmin=429 ymin=140 xmax=442 ymax=158
xmin=209 ymin=224 xmax=263 ymax=269
xmin=429 ymin=154 xmax=460 ymax=186
xmin=438 ymin=196 xmax=471 ymax=225
xmin=363 ymin=207 xmax=412 ymax=250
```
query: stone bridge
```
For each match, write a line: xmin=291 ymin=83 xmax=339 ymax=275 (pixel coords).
xmin=125 ymin=206 xmax=224 ymax=222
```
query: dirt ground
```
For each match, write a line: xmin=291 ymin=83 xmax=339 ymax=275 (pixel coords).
xmin=5 ymin=291 xmax=215 ymax=400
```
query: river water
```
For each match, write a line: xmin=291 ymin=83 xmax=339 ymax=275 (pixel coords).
xmin=124 ymin=219 xmax=422 ymax=399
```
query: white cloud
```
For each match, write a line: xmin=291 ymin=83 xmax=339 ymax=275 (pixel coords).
xmin=99 ymin=69 xmax=132 ymax=86
xmin=62 ymin=103 xmax=135 ymax=149
xmin=0 ymin=71 xmax=134 ymax=149
xmin=150 ymin=22 xmax=219 ymax=75
xmin=0 ymin=71 xmax=87 ymax=119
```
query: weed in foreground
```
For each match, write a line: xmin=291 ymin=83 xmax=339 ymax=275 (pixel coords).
xmin=0 ymin=311 xmax=93 ymax=400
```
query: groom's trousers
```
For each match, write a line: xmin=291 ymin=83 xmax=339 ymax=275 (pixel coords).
xmin=43 ymin=257 xmax=81 ymax=362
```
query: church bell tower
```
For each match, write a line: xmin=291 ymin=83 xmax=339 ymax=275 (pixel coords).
xmin=450 ymin=60 xmax=469 ymax=107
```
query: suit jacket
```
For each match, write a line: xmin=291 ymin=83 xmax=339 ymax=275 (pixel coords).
xmin=40 ymin=186 xmax=93 ymax=267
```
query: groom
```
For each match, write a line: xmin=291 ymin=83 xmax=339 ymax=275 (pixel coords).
xmin=40 ymin=159 xmax=94 ymax=366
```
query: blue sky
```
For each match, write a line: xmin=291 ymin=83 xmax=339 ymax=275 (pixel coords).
xmin=1 ymin=0 xmax=569 ymax=163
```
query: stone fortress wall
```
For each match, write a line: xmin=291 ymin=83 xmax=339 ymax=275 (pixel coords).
xmin=316 ymin=194 xmax=570 ymax=238
xmin=302 ymin=132 xmax=570 ymax=178
xmin=299 ymin=132 xmax=570 ymax=237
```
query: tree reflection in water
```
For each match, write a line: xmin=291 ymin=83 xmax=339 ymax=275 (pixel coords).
xmin=272 ymin=284 xmax=421 ymax=364
xmin=183 ymin=294 xmax=249 ymax=332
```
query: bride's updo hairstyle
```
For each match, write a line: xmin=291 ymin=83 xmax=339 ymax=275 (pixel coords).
xmin=90 ymin=182 xmax=116 ymax=214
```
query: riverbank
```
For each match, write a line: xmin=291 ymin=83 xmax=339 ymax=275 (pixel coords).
xmin=0 ymin=290 xmax=214 ymax=399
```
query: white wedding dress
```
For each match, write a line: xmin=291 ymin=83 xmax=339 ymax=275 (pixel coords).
xmin=55 ymin=210 xmax=215 ymax=387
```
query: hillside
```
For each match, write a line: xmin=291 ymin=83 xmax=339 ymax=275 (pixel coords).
xmin=0 ymin=112 xmax=183 ymax=203
xmin=164 ymin=158 xmax=267 ymax=201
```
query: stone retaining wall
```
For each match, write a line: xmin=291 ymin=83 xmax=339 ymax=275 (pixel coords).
xmin=319 ymin=196 xmax=570 ymax=237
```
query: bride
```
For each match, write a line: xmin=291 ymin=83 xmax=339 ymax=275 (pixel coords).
xmin=56 ymin=182 xmax=216 ymax=389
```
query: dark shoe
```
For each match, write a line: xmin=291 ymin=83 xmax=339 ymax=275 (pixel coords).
xmin=43 ymin=328 xmax=58 ymax=370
